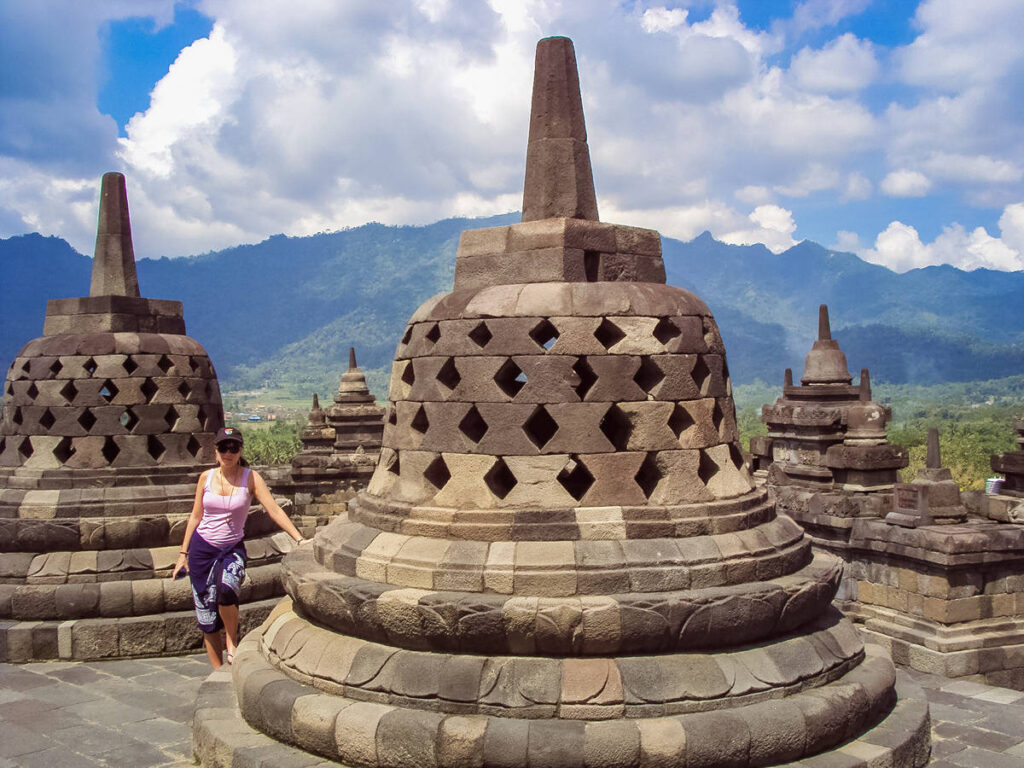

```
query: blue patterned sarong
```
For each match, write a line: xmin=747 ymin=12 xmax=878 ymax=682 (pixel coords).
xmin=187 ymin=532 xmax=247 ymax=633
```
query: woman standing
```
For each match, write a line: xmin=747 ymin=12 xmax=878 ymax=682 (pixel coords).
xmin=171 ymin=426 xmax=307 ymax=668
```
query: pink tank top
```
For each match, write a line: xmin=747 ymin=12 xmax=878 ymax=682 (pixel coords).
xmin=195 ymin=468 xmax=252 ymax=547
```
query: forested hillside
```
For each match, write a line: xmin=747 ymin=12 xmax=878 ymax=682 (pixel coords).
xmin=3 ymin=220 xmax=1024 ymax=398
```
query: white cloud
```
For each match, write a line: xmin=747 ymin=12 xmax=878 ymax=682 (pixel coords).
xmin=842 ymin=171 xmax=871 ymax=201
xmin=789 ymin=33 xmax=878 ymax=92
xmin=999 ymin=203 xmax=1024 ymax=255
xmin=897 ymin=0 xmax=1024 ymax=90
xmin=833 ymin=230 xmax=861 ymax=252
xmin=735 ymin=185 xmax=772 ymax=205
xmin=860 ymin=205 xmax=1024 ymax=272
xmin=641 ymin=7 xmax=687 ymax=34
xmin=881 ymin=170 xmax=931 ymax=197
xmin=789 ymin=0 xmax=872 ymax=34
xmin=602 ymin=200 xmax=796 ymax=254
xmin=923 ymin=152 xmax=1022 ymax=184
xmin=774 ymin=163 xmax=840 ymax=197
xmin=117 ymin=24 xmax=239 ymax=178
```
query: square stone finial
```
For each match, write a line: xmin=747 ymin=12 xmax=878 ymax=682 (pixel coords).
xmin=90 ymin=172 xmax=141 ymax=298
xmin=521 ymin=36 xmax=599 ymax=222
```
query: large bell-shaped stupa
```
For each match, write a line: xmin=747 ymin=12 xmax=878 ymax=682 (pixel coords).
xmin=0 ymin=173 xmax=292 ymax=661
xmin=193 ymin=38 xmax=930 ymax=767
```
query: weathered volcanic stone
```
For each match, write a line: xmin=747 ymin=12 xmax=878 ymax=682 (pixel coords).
xmin=754 ymin=311 xmax=1024 ymax=692
xmin=192 ymin=36 xmax=929 ymax=767
xmin=0 ymin=173 xmax=303 ymax=661
xmin=281 ymin=348 xmax=384 ymax=520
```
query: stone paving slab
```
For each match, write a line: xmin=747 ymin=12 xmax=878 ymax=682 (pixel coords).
xmin=0 ymin=654 xmax=1023 ymax=766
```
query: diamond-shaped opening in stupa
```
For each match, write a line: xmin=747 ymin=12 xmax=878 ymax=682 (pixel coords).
xmin=653 ymin=317 xmax=681 ymax=345
xmin=594 ymin=318 xmax=626 ymax=349
xmin=411 ymin=405 xmax=430 ymax=434
xmin=523 ymin=405 xmax=559 ymax=449
xmin=557 ymin=456 xmax=594 ymax=501
xmin=140 ymin=378 xmax=158 ymax=403
xmin=494 ymin=359 xmax=526 ymax=398
xmin=468 ymin=321 xmax=493 ymax=349
xmin=599 ymin=404 xmax=633 ymax=451
xmin=635 ymin=452 xmax=664 ymax=499
xmin=529 ymin=319 xmax=560 ymax=351
xmin=484 ymin=457 xmax=518 ymax=499
xmin=423 ymin=454 xmax=451 ymax=490
xmin=458 ymin=405 xmax=489 ymax=443
xmin=634 ymin=357 xmax=665 ymax=394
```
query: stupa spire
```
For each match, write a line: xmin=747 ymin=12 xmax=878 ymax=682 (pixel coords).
xmin=89 ymin=172 xmax=140 ymax=298
xmin=348 ymin=346 xmax=357 ymax=370
xmin=818 ymin=303 xmax=831 ymax=340
xmin=927 ymin=427 xmax=941 ymax=469
xmin=521 ymin=36 xmax=598 ymax=222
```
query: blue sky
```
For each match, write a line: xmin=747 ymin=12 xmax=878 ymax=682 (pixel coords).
xmin=1 ymin=0 xmax=1022 ymax=272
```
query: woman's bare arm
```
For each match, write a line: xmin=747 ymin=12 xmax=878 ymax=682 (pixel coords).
xmin=171 ymin=470 xmax=209 ymax=578
xmin=249 ymin=469 xmax=305 ymax=543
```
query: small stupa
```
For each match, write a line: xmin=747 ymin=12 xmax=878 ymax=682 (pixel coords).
xmin=287 ymin=348 xmax=384 ymax=518
xmin=193 ymin=38 xmax=929 ymax=767
xmin=886 ymin=428 xmax=967 ymax=527
xmin=0 ymin=173 xmax=296 ymax=661
xmin=751 ymin=305 xmax=907 ymax=500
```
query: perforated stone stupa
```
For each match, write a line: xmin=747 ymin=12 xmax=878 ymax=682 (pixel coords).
xmin=0 ymin=173 xmax=294 ymax=662
xmin=193 ymin=38 xmax=930 ymax=767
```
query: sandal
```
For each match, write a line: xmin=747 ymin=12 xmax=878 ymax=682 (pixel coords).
xmin=225 ymin=650 xmax=235 ymax=665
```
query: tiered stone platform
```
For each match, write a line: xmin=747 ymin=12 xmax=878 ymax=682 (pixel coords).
xmin=0 ymin=173 xmax=302 ymax=661
xmin=192 ymin=36 xmax=929 ymax=767
xmin=753 ymin=313 xmax=1024 ymax=690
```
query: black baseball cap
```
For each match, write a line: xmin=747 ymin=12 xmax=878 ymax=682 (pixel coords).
xmin=214 ymin=427 xmax=243 ymax=445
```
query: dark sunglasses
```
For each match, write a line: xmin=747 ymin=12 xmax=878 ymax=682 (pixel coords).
xmin=216 ymin=442 xmax=241 ymax=453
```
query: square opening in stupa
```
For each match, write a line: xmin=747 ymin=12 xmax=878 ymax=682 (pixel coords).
xmin=189 ymin=37 xmax=932 ymax=768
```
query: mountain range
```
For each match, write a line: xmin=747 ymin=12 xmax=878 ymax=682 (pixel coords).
xmin=3 ymin=217 xmax=1024 ymax=400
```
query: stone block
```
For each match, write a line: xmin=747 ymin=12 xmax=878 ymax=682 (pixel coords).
xmin=71 ymin=618 xmax=119 ymax=659
xmin=515 ymin=541 xmax=576 ymax=596
xmin=635 ymin=717 xmax=686 ymax=767
xmin=529 ymin=720 xmax=585 ymax=768
xmin=437 ymin=715 xmax=487 ymax=767
xmin=290 ymin=693 xmax=352 ymax=758
xmin=503 ymin=455 xmax=579 ymax=508
xmin=544 ymin=316 xmax=608 ymax=355
xmin=334 ymin=701 xmax=395 ymax=766
xmin=473 ymin=403 xmax=544 ymax=455
xmin=482 ymin=718 xmax=529 ymax=768
xmin=376 ymin=708 xmax=444 ymax=768
xmin=118 ymin=615 xmax=165 ymax=656
xmin=11 ymin=584 xmax=57 ymax=620
xmin=436 ymin=540 xmax=488 ymax=592
xmin=516 ymin=282 xmax=574 ymax=317
xmin=484 ymin=542 xmax=515 ymax=594
xmin=584 ymin=720 xmax=640 ymax=767
xmin=581 ymin=356 xmax=646 ymax=402
xmin=577 ymin=452 xmax=647 ymax=507
xmin=510 ymin=355 xmax=581 ymax=403
xmin=54 ymin=583 xmax=101 ymax=619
